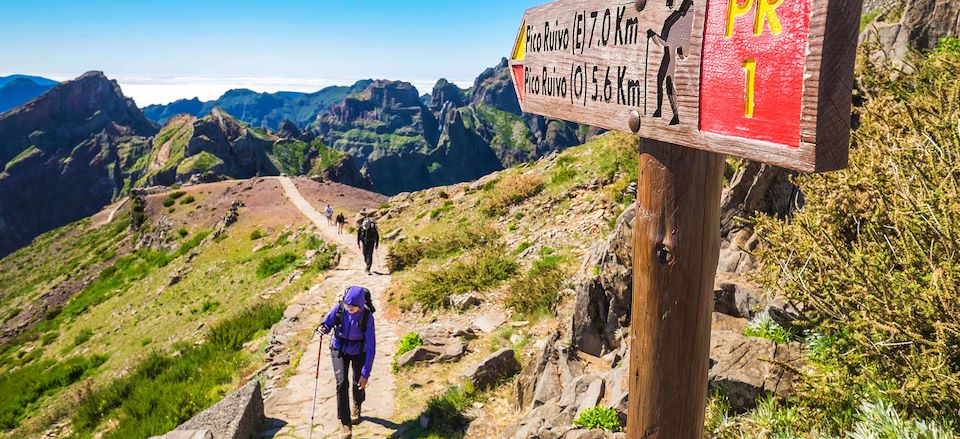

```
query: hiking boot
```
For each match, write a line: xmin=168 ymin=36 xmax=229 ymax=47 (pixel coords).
xmin=340 ymin=424 xmax=352 ymax=438
xmin=352 ymin=403 xmax=362 ymax=424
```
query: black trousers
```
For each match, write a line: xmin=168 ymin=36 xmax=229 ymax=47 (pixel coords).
xmin=331 ymin=348 xmax=365 ymax=426
xmin=362 ymin=245 xmax=375 ymax=271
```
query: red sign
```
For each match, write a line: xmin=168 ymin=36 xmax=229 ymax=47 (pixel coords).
xmin=699 ymin=0 xmax=812 ymax=148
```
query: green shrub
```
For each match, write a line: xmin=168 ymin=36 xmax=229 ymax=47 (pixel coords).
xmin=421 ymin=383 xmax=476 ymax=437
xmin=177 ymin=228 xmax=189 ymax=238
xmin=74 ymin=328 xmax=94 ymax=346
xmin=410 ymin=246 xmax=517 ymax=310
xmin=573 ymin=406 xmax=622 ymax=432
xmin=207 ymin=302 xmax=284 ymax=350
xmin=200 ymin=300 xmax=220 ymax=314
xmin=255 ymin=252 xmax=299 ymax=279
xmin=179 ymin=195 xmax=195 ymax=205
xmin=429 ymin=200 xmax=454 ymax=219
xmin=743 ymin=316 xmax=791 ymax=344
xmin=505 ymin=264 xmax=565 ymax=315
xmin=249 ymin=229 xmax=265 ymax=240
xmin=161 ymin=197 xmax=175 ymax=208
xmin=392 ymin=332 xmax=423 ymax=372
xmin=753 ymin=47 xmax=960 ymax=427
xmin=40 ymin=332 xmax=58 ymax=346
xmin=513 ymin=241 xmax=533 ymax=255
xmin=168 ymin=191 xmax=186 ymax=200
xmin=388 ymin=227 xmax=497 ymax=272
xmin=0 ymin=355 xmax=107 ymax=430
xmin=505 ymin=250 xmax=567 ymax=314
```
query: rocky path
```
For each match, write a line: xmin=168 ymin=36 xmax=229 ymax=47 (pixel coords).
xmin=262 ymin=177 xmax=399 ymax=438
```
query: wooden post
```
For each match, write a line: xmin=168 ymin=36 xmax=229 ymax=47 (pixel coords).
xmin=627 ymin=138 xmax=724 ymax=438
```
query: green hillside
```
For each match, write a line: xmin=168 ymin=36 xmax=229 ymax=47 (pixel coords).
xmin=0 ymin=181 xmax=337 ymax=437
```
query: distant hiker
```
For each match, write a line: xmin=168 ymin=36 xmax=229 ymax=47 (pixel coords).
xmin=336 ymin=212 xmax=346 ymax=234
xmin=325 ymin=204 xmax=334 ymax=225
xmin=317 ymin=286 xmax=377 ymax=438
xmin=357 ymin=216 xmax=379 ymax=274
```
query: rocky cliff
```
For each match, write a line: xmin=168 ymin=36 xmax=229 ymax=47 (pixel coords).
xmin=313 ymin=60 xmax=595 ymax=195
xmin=0 ymin=71 xmax=157 ymax=257
xmin=140 ymin=108 xmax=372 ymax=190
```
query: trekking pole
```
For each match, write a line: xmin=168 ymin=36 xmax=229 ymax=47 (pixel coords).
xmin=308 ymin=332 xmax=324 ymax=439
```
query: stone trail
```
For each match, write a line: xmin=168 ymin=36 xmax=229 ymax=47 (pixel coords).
xmin=260 ymin=177 xmax=399 ymax=439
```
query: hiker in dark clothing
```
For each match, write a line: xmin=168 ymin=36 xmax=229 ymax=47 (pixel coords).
xmin=336 ymin=212 xmax=346 ymax=235
xmin=357 ymin=217 xmax=379 ymax=274
xmin=317 ymin=286 xmax=377 ymax=438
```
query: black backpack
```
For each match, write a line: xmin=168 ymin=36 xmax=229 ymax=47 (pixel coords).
xmin=333 ymin=287 xmax=376 ymax=343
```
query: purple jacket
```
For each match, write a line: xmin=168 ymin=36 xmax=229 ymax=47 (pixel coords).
xmin=320 ymin=288 xmax=376 ymax=378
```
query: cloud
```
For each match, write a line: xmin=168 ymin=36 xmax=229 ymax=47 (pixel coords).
xmin=103 ymin=75 xmax=472 ymax=107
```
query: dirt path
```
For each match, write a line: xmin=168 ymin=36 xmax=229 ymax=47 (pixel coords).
xmin=263 ymin=177 xmax=399 ymax=438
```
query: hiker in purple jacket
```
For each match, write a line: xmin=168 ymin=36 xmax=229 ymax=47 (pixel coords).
xmin=317 ymin=286 xmax=377 ymax=438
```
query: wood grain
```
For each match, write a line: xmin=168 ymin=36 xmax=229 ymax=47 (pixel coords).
xmin=627 ymin=138 xmax=723 ymax=438
xmin=509 ymin=0 xmax=863 ymax=172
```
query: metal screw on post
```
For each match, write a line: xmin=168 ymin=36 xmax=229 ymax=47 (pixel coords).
xmin=629 ymin=110 xmax=642 ymax=134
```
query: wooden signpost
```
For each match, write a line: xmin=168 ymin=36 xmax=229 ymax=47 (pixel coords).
xmin=508 ymin=0 xmax=862 ymax=437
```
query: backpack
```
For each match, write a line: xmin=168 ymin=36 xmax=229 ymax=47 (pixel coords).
xmin=361 ymin=218 xmax=376 ymax=232
xmin=333 ymin=287 xmax=376 ymax=343
xmin=359 ymin=218 xmax=378 ymax=243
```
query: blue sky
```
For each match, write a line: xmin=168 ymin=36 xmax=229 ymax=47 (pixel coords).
xmin=0 ymin=0 xmax=541 ymax=106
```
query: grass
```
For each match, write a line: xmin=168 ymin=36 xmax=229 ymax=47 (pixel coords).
xmin=71 ymin=302 xmax=284 ymax=438
xmin=255 ymin=252 xmax=299 ymax=279
xmin=387 ymin=227 xmax=497 ymax=272
xmin=743 ymin=316 xmax=791 ymax=345
xmin=250 ymin=229 xmax=266 ymax=240
xmin=481 ymin=172 xmax=545 ymax=216
xmin=410 ymin=245 xmax=518 ymax=310
xmin=0 ymin=355 xmax=107 ymax=430
xmin=573 ymin=406 xmax=622 ymax=432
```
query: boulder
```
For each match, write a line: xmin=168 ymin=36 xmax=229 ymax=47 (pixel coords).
xmin=448 ymin=292 xmax=481 ymax=310
xmin=759 ymin=297 xmax=800 ymax=329
xmin=464 ymin=348 xmax=521 ymax=390
xmin=574 ymin=378 xmax=606 ymax=419
xmin=708 ymin=330 xmax=803 ymax=412
xmin=713 ymin=279 xmax=761 ymax=319
xmin=396 ymin=340 xmax=467 ymax=368
xmin=149 ymin=431 xmax=212 ymax=439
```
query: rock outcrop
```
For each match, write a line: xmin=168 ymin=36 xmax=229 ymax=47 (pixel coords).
xmin=861 ymin=0 xmax=960 ymax=71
